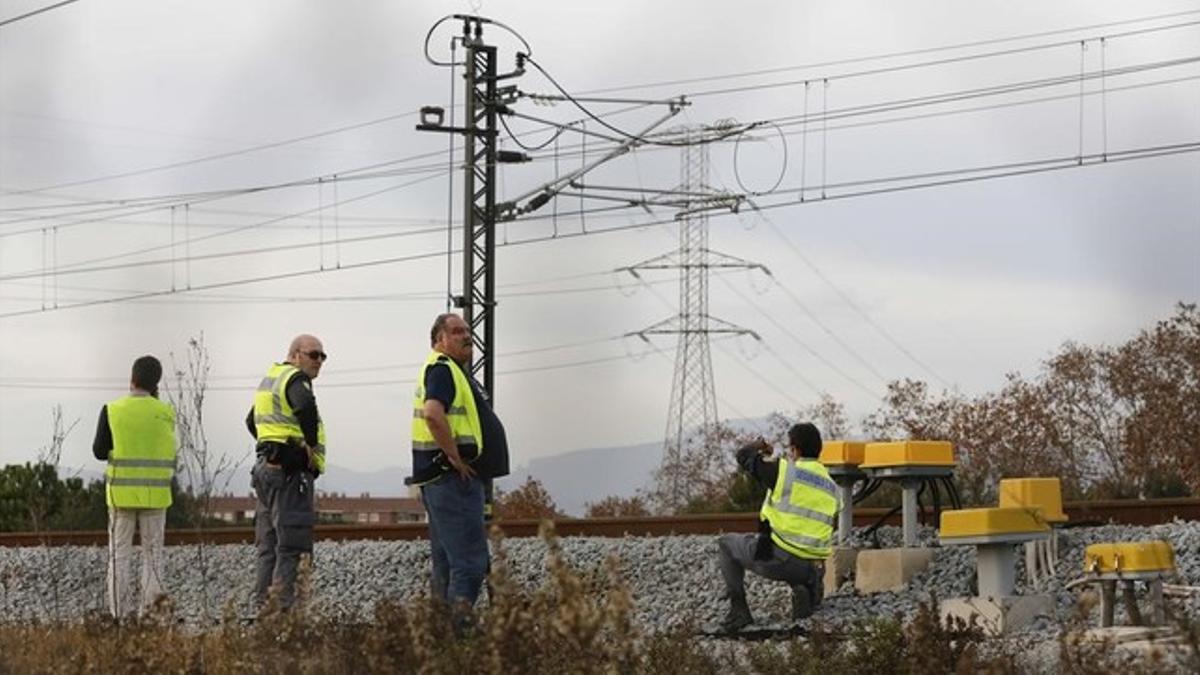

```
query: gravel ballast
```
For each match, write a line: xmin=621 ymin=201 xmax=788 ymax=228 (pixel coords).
xmin=2 ymin=521 xmax=1198 ymax=639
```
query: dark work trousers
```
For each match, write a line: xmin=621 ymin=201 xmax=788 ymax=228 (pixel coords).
xmin=251 ymin=460 xmax=315 ymax=609
xmin=717 ymin=533 xmax=820 ymax=605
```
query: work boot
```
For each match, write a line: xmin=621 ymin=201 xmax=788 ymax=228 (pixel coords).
xmin=790 ymin=585 xmax=813 ymax=620
xmin=720 ymin=606 xmax=753 ymax=633
xmin=720 ymin=594 xmax=753 ymax=633
xmin=810 ymin=575 xmax=824 ymax=608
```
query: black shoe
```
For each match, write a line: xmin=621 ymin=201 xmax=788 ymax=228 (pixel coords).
xmin=790 ymin=586 xmax=813 ymax=620
xmin=720 ymin=607 xmax=753 ymax=633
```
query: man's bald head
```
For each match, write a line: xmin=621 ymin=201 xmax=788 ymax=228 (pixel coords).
xmin=287 ymin=334 xmax=326 ymax=379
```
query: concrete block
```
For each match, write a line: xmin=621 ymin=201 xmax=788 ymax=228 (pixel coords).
xmin=941 ymin=595 xmax=1054 ymax=636
xmin=823 ymin=547 xmax=859 ymax=593
xmin=1070 ymin=627 xmax=1188 ymax=660
xmin=854 ymin=547 xmax=933 ymax=594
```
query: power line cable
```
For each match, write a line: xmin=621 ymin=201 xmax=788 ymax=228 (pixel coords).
xmin=523 ymin=54 xmax=753 ymax=148
xmin=685 ymin=22 xmax=1200 ymax=101
xmin=755 ymin=212 xmax=952 ymax=388
xmin=715 ymin=273 xmax=882 ymax=400
xmin=575 ymin=10 xmax=1200 ymax=96
xmin=4 ymin=138 xmax=1196 ymax=320
xmin=0 ymin=347 xmax=649 ymax=391
xmin=4 ymin=10 xmax=1192 ymax=216
xmin=0 ymin=0 xmax=79 ymax=28
xmin=630 ymin=262 xmax=825 ymax=415
xmin=0 ymin=221 xmax=446 ymax=282
xmin=0 ymin=159 xmax=452 ymax=231
xmin=0 ymin=172 xmax=445 ymax=278
xmin=4 ymin=52 xmax=1187 ymax=238
xmin=711 ymin=339 xmax=810 ymax=411
xmin=518 ymin=64 xmax=1200 ymax=166
xmin=763 ymin=55 xmax=1200 ymax=128
xmin=1 ymin=110 xmax=420 ymax=197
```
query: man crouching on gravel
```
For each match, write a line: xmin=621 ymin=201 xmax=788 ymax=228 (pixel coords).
xmin=715 ymin=423 xmax=837 ymax=633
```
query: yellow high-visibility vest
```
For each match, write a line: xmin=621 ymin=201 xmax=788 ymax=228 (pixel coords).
xmin=411 ymin=351 xmax=483 ymax=466
xmin=253 ymin=362 xmax=326 ymax=474
xmin=760 ymin=458 xmax=839 ymax=559
xmin=105 ymin=395 xmax=176 ymax=509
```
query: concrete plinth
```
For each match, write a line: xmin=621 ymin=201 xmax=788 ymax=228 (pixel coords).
xmin=941 ymin=595 xmax=1054 ymax=636
xmin=823 ymin=547 xmax=859 ymax=592
xmin=854 ymin=547 xmax=933 ymax=594
xmin=1072 ymin=626 xmax=1187 ymax=659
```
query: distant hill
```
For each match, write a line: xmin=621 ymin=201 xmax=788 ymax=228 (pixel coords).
xmin=58 ymin=462 xmax=414 ymax=498
xmin=500 ymin=416 xmax=777 ymax=515
xmin=57 ymin=416 xmax=776 ymax=511
xmin=502 ymin=440 xmax=664 ymax=516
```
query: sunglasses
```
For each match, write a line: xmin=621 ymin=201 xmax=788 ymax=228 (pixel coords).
xmin=303 ymin=350 xmax=328 ymax=362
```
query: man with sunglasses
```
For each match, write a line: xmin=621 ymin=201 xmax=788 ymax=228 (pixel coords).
xmin=245 ymin=334 xmax=328 ymax=610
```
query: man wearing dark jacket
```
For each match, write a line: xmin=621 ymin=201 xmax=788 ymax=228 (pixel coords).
xmin=408 ymin=313 xmax=510 ymax=625
xmin=716 ymin=422 xmax=838 ymax=632
xmin=245 ymin=334 xmax=327 ymax=610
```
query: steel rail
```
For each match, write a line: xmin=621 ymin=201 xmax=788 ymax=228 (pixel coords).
xmin=1 ymin=498 xmax=1197 ymax=548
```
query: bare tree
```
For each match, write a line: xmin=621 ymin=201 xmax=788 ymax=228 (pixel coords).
xmin=31 ymin=405 xmax=78 ymax=620
xmin=801 ymin=393 xmax=851 ymax=440
xmin=165 ymin=333 xmax=246 ymax=622
xmin=25 ymin=406 xmax=78 ymax=532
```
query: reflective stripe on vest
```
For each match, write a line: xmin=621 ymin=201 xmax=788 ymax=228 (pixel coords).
xmin=253 ymin=362 xmax=327 ymax=473
xmin=760 ymin=458 xmax=839 ymax=559
xmin=105 ymin=395 xmax=176 ymax=509
xmin=411 ymin=351 xmax=483 ymax=457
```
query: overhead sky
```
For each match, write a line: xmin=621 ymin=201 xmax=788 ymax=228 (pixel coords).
xmin=1 ymin=0 xmax=1197 ymax=486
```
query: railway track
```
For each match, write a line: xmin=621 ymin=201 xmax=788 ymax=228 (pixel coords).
xmin=2 ymin=498 xmax=1197 ymax=548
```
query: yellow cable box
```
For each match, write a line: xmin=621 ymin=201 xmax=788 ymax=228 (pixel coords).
xmin=861 ymin=440 xmax=954 ymax=468
xmin=940 ymin=507 xmax=1049 ymax=538
xmin=1084 ymin=541 xmax=1175 ymax=574
xmin=998 ymin=477 xmax=1068 ymax=523
xmin=819 ymin=440 xmax=866 ymax=466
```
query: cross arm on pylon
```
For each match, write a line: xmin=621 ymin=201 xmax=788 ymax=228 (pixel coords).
xmin=617 ymin=248 xmax=770 ymax=275
xmin=625 ymin=314 xmax=760 ymax=341
xmin=496 ymin=104 xmax=685 ymax=222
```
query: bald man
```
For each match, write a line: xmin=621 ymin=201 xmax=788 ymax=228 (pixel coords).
xmin=245 ymin=334 xmax=328 ymax=610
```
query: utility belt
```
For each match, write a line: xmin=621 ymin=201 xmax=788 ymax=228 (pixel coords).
xmin=257 ymin=438 xmax=312 ymax=475
xmin=405 ymin=445 xmax=481 ymax=486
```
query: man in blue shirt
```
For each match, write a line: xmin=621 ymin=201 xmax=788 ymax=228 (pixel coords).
xmin=408 ymin=313 xmax=510 ymax=627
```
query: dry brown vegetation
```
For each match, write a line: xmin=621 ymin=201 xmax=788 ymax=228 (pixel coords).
xmin=645 ymin=303 xmax=1199 ymax=512
xmin=494 ymin=476 xmax=564 ymax=520
xmin=584 ymin=495 xmax=651 ymax=518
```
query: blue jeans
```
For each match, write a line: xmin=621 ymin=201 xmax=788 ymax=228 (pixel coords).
xmin=421 ymin=473 xmax=488 ymax=607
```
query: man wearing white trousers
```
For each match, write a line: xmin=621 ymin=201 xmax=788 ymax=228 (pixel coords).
xmin=92 ymin=355 xmax=177 ymax=619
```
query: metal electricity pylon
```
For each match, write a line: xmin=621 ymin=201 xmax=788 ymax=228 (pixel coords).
xmin=417 ymin=15 xmax=525 ymax=398
xmin=622 ymin=130 xmax=765 ymax=511
xmin=418 ymin=15 xmax=685 ymax=398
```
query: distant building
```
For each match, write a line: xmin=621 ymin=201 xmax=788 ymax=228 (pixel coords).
xmin=208 ymin=491 xmax=425 ymax=524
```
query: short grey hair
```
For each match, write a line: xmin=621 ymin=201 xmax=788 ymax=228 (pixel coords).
xmin=430 ymin=313 xmax=458 ymax=347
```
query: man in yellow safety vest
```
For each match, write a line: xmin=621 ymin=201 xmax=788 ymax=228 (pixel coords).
xmin=716 ymin=422 xmax=838 ymax=633
xmin=92 ymin=355 xmax=176 ymax=619
xmin=407 ymin=313 xmax=510 ymax=630
xmin=246 ymin=334 xmax=327 ymax=610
